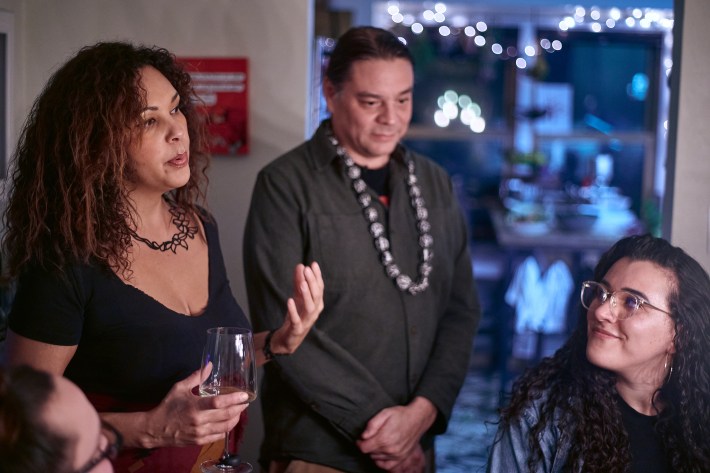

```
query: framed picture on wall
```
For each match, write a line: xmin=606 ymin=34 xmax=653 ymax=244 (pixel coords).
xmin=180 ymin=57 xmax=248 ymax=156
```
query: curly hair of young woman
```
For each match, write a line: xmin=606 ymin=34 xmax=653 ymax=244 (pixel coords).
xmin=495 ymin=234 xmax=710 ymax=472
xmin=2 ymin=42 xmax=210 ymax=279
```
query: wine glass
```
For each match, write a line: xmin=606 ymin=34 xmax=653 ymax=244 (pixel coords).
xmin=199 ymin=327 xmax=257 ymax=473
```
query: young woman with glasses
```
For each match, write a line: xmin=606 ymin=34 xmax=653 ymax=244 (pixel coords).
xmin=488 ymin=234 xmax=710 ymax=472
xmin=0 ymin=365 xmax=122 ymax=473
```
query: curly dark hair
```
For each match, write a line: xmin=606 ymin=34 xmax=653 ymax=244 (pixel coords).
xmin=496 ymin=234 xmax=710 ymax=472
xmin=0 ymin=365 xmax=72 ymax=473
xmin=2 ymin=41 xmax=210 ymax=278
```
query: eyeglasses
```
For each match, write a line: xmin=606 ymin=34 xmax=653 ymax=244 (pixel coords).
xmin=580 ymin=280 xmax=671 ymax=320
xmin=74 ymin=420 xmax=123 ymax=473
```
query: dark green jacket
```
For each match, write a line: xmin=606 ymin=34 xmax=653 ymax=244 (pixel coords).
xmin=243 ymin=121 xmax=481 ymax=472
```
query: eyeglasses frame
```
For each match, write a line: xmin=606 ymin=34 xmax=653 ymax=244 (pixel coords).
xmin=580 ymin=280 xmax=671 ymax=319
xmin=73 ymin=420 xmax=123 ymax=473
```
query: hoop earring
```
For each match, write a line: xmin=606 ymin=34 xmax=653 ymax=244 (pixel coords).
xmin=664 ymin=353 xmax=674 ymax=384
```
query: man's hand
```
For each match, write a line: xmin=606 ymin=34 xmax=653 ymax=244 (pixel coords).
xmin=388 ymin=444 xmax=426 ymax=473
xmin=357 ymin=396 xmax=437 ymax=471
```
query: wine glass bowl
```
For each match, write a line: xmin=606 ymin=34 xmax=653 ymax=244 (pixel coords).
xmin=199 ymin=327 xmax=257 ymax=473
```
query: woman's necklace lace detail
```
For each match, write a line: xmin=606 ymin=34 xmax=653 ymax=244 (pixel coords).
xmin=130 ymin=205 xmax=198 ymax=253
xmin=327 ymin=131 xmax=433 ymax=295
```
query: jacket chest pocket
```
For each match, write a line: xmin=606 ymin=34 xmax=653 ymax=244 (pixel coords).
xmin=311 ymin=212 xmax=380 ymax=292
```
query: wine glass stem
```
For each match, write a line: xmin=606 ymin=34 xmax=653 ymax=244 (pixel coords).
xmin=221 ymin=431 xmax=232 ymax=462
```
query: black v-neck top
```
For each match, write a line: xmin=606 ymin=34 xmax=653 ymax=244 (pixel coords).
xmin=9 ymin=214 xmax=249 ymax=405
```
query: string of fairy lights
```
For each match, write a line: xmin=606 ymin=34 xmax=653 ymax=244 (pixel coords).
xmin=374 ymin=1 xmax=674 ymax=133
xmin=380 ymin=2 xmax=673 ymax=38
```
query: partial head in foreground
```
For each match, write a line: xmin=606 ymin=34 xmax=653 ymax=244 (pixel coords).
xmin=0 ymin=365 xmax=120 ymax=473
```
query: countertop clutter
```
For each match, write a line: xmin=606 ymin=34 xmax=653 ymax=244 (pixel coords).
xmin=497 ymin=177 xmax=641 ymax=249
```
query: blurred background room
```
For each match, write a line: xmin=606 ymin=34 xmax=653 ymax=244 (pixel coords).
xmin=314 ymin=1 xmax=695 ymax=470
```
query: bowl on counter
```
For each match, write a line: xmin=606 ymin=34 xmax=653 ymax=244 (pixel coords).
xmin=505 ymin=210 xmax=551 ymax=236
xmin=555 ymin=204 xmax=599 ymax=232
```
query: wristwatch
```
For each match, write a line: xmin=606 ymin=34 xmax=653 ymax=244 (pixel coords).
xmin=263 ymin=329 xmax=287 ymax=361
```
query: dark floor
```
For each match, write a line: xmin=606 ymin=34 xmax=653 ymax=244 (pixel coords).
xmin=432 ymin=241 xmax=510 ymax=472
xmin=435 ymin=368 xmax=502 ymax=473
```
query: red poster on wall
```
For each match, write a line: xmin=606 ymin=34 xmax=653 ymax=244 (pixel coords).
xmin=180 ymin=57 xmax=248 ymax=156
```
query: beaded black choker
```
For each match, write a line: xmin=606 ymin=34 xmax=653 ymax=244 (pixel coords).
xmin=327 ymin=131 xmax=433 ymax=295
xmin=130 ymin=205 xmax=198 ymax=253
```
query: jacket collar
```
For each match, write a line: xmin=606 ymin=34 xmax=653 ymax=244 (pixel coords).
xmin=309 ymin=119 xmax=409 ymax=172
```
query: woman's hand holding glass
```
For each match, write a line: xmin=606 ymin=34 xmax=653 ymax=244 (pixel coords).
xmin=104 ymin=262 xmax=322 ymax=450
xmin=199 ymin=327 xmax=257 ymax=473
xmin=137 ymin=367 xmax=250 ymax=449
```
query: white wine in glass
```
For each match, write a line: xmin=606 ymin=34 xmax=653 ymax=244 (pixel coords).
xmin=199 ymin=327 xmax=257 ymax=473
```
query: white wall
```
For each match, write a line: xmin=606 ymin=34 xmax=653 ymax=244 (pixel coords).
xmin=664 ymin=0 xmax=710 ymax=271
xmin=0 ymin=0 xmax=313 ymax=464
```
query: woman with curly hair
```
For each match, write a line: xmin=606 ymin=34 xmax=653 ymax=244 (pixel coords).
xmin=3 ymin=42 xmax=324 ymax=472
xmin=1 ymin=365 xmax=121 ymax=473
xmin=488 ymin=234 xmax=710 ymax=472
